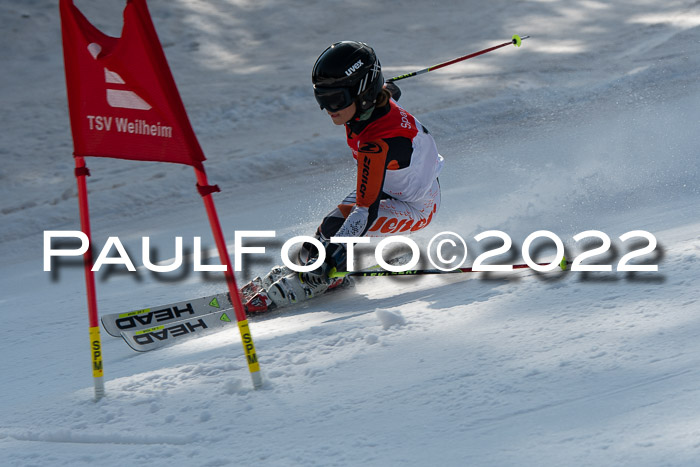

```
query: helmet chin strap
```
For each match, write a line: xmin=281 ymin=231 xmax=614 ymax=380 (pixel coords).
xmin=356 ymin=106 xmax=375 ymax=121
xmin=351 ymin=97 xmax=376 ymax=121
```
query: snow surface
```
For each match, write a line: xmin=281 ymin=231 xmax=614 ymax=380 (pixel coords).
xmin=1 ymin=0 xmax=700 ymax=465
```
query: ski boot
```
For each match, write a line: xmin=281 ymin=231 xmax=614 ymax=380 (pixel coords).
xmin=243 ymin=290 xmax=274 ymax=313
xmin=241 ymin=265 xmax=312 ymax=313
xmin=265 ymin=266 xmax=355 ymax=308
xmin=239 ymin=276 xmax=274 ymax=314
xmin=266 ymin=271 xmax=328 ymax=308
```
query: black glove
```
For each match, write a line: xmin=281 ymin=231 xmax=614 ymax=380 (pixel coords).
xmin=300 ymin=262 xmax=333 ymax=286
xmin=299 ymin=242 xmax=346 ymax=286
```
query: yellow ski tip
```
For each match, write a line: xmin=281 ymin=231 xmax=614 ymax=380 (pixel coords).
xmin=512 ymin=34 xmax=522 ymax=47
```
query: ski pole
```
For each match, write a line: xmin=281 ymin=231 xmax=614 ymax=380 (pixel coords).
xmin=387 ymin=34 xmax=529 ymax=82
xmin=330 ymin=257 xmax=568 ymax=278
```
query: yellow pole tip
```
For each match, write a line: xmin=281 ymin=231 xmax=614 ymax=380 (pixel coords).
xmin=512 ymin=35 xmax=522 ymax=47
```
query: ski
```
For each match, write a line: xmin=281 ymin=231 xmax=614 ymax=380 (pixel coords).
xmin=120 ymin=309 xmax=236 ymax=352
xmin=101 ymin=278 xmax=270 ymax=337
xmin=101 ymin=292 xmax=233 ymax=337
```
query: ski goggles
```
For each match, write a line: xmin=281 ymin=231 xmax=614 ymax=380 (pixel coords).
xmin=313 ymin=86 xmax=354 ymax=112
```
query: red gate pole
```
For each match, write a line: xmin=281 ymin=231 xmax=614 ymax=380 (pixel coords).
xmin=74 ymin=156 xmax=105 ymax=401
xmin=193 ymin=166 xmax=263 ymax=389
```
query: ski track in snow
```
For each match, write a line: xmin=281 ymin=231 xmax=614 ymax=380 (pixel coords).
xmin=2 ymin=0 xmax=700 ymax=465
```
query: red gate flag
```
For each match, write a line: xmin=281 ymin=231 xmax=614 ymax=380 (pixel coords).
xmin=60 ymin=0 xmax=205 ymax=168
xmin=60 ymin=0 xmax=264 ymax=392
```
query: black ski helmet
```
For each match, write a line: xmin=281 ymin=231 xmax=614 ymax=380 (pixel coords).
xmin=312 ymin=41 xmax=384 ymax=113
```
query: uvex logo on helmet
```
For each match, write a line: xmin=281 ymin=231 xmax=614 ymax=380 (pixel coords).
xmin=345 ymin=59 xmax=363 ymax=76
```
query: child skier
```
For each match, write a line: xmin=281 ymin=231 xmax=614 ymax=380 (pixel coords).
xmin=248 ymin=41 xmax=444 ymax=311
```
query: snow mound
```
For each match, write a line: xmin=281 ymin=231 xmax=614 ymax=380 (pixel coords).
xmin=375 ymin=308 xmax=406 ymax=330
